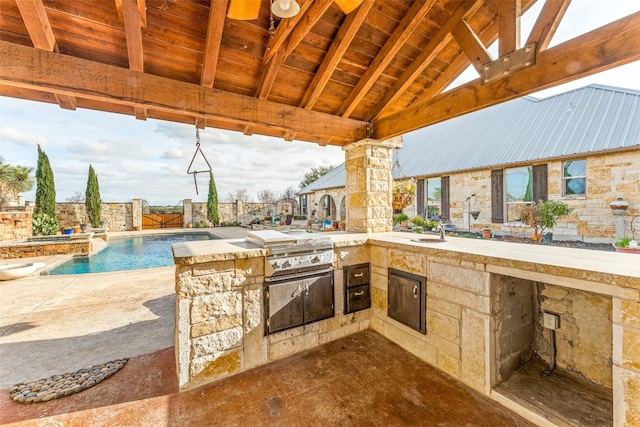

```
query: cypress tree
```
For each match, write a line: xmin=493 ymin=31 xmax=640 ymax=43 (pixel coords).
xmin=207 ymin=171 xmax=219 ymax=226
xmin=85 ymin=165 xmax=101 ymax=228
xmin=34 ymin=144 xmax=58 ymax=233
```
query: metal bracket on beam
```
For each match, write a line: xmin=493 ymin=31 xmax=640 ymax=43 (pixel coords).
xmin=366 ymin=122 xmax=373 ymax=139
xmin=481 ymin=43 xmax=536 ymax=85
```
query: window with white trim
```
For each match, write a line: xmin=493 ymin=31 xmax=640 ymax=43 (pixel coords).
xmin=505 ymin=166 xmax=532 ymax=222
xmin=425 ymin=177 xmax=441 ymax=219
xmin=563 ymin=159 xmax=586 ymax=196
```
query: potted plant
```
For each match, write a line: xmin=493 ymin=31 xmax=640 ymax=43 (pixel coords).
xmin=520 ymin=200 xmax=570 ymax=244
xmin=393 ymin=213 xmax=409 ymax=227
xmin=482 ymin=226 xmax=492 ymax=239
xmin=614 ymin=237 xmax=640 ymax=254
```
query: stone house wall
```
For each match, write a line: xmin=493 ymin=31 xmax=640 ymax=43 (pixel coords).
xmin=308 ymin=149 xmax=640 ymax=242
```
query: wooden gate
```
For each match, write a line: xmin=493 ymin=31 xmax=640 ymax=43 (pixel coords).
xmin=142 ymin=214 xmax=184 ymax=229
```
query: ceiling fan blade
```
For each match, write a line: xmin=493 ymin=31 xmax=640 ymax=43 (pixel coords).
xmin=227 ymin=0 xmax=262 ymax=20
xmin=334 ymin=0 xmax=364 ymax=14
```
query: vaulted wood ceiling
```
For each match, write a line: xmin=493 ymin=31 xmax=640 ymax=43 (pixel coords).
xmin=1 ymin=0 xmax=639 ymax=146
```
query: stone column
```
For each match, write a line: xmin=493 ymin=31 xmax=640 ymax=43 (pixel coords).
xmin=343 ymin=137 xmax=402 ymax=233
xmin=236 ymin=199 xmax=244 ymax=223
xmin=184 ymin=199 xmax=193 ymax=227
xmin=131 ymin=199 xmax=143 ymax=231
xmin=613 ymin=297 xmax=640 ymax=427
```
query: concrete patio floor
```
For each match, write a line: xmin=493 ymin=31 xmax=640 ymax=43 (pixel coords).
xmin=0 ymin=248 xmax=535 ymax=426
xmin=2 ymin=330 xmax=534 ymax=426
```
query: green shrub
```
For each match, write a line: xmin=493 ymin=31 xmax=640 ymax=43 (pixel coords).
xmin=32 ymin=212 xmax=58 ymax=236
xmin=615 ymin=236 xmax=631 ymax=248
xmin=412 ymin=226 xmax=424 ymax=234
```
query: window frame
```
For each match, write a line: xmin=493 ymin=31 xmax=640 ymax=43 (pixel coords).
xmin=425 ymin=177 xmax=442 ymax=219
xmin=562 ymin=159 xmax=587 ymax=197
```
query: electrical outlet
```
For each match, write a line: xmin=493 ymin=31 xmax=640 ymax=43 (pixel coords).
xmin=543 ymin=312 xmax=560 ymax=330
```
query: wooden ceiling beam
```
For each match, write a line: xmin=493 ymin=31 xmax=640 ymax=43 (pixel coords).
xmin=115 ymin=0 xmax=147 ymax=28
xmin=0 ymin=41 xmax=367 ymax=144
xmin=526 ymin=0 xmax=571 ymax=53
xmin=337 ymin=0 xmax=438 ymax=117
xmin=15 ymin=0 xmax=77 ymax=111
xmin=373 ymin=11 xmax=640 ymax=140
xmin=201 ymin=0 xmax=228 ymax=88
xmin=497 ymin=0 xmax=521 ymax=56
xmin=368 ymin=0 xmax=482 ymax=120
xmin=451 ymin=19 xmax=492 ymax=74
xmin=300 ymin=0 xmax=373 ymax=109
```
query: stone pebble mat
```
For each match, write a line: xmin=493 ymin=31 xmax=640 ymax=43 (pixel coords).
xmin=9 ymin=358 xmax=128 ymax=404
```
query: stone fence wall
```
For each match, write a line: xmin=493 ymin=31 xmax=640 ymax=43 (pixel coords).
xmin=0 ymin=208 xmax=32 ymax=242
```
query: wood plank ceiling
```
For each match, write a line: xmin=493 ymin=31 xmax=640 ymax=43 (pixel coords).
xmin=1 ymin=0 xmax=639 ymax=147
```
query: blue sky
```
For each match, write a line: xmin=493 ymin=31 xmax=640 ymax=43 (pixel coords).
xmin=1 ymin=0 xmax=638 ymax=205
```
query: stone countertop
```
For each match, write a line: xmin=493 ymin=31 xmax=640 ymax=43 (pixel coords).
xmin=171 ymin=230 xmax=639 ymax=288
xmin=171 ymin=238 xmax=267 ymax=265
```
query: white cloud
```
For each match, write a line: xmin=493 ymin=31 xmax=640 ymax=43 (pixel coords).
xmin=0 ymin=126 xmax=48 ymax=148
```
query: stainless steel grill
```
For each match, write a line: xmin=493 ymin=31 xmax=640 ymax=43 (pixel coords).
xmin=246 ymin=230 xmax=335 ymax=335
xmin=246 ymin=230 xmax=334 ymax=281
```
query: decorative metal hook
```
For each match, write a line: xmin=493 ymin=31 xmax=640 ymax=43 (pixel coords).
xmin=187 ymin=128 xmax=212 ymax=194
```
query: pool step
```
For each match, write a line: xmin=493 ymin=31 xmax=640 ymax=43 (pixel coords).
xmin=90 ymin=238 xmax=108 ymax=256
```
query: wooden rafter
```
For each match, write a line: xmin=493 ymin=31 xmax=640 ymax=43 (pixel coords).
xmin=368 ymin=0 xmax=481 ymax=120
xmin=115 ymin=0 xmax=147 ymax=28
xmin=337 ymin=0 xmax=437 ymax=117
xmin=300 ymin=0 xmax=373 ymax=109
xmin=451 ymin=19 xmax=492 ymax=74
xmin=373 ymin=11 xmax=640 ymax=139
xmin=256 ymin=0 xmax=331 ymax=100
xmin=201 ymin=0 xmax=228 ymax=88
xmin=497 ymin=0 xmax=521 ymax=56
xmin=0 ymin=41 xmax=367 ymax=144
xmin=262 ymin=0 xmax=313 ymax=64
xmin=526 ymin=0 xmax=571 ymax=52
xmin=118 ymin=0 xmax=146 ymax=120
xmin=15 ymin=0 xmax=76 ymax=110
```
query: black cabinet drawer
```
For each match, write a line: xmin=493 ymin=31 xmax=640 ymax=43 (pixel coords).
xmin=345 ymin=264 xmax=369 ymax=287
xmin=345 ymin=284 xmax=370 ymax=313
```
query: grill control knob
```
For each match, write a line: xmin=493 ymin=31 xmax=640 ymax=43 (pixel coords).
xmin=283 ymin=260 xmax=292 ymax=268
xmin=311 ymin=256 xmax=320 ymax=263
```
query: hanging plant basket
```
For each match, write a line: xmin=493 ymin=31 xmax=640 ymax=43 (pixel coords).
xmin=392 ymin=193 xmax=415 ymax=210
xmin=471 ymin=210 xmax=480 ymax=220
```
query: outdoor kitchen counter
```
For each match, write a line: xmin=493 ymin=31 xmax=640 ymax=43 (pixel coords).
xmin=366 ymin=232 xmax=640 ymax=291
xmin=172 ymin=231 xmax=639 ymax=290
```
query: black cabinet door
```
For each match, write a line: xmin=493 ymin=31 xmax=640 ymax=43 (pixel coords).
xmin=266 ymin=280 xmax=304 ymax=334
xmin=303 ymin=273 xmax=334 ymax=324
xmin=345 ymin=264 xmax=369 ymax=288
xmin=388 ymin=269 xmax=426 ymax=334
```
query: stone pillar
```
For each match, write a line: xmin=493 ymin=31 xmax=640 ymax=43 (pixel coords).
xmin=613 ymin=297 xmax=640 ymax=427
xmin=184 ymin=199 xmax=193 ymax=227
xmin=132 ymin=199 xmax=143 ymax=231
xmin=343 ymin=137 xmax=402 ymax=233
xmin=236 ymin=200 xmax=244 ymax=223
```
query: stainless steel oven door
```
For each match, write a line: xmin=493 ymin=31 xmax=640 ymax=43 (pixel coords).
xmin=265 ymin=271 xmax=334 ymax=335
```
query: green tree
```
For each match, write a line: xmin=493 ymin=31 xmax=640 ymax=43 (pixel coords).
xmin=85 ymin=165 xmax=101 ymax=227
xmin=207 ymin=172 xmax=219 ymax=226
xmin=299 ymin=165 xmax=335 ymax=189
xmin=34 ymin=145 xmax=58 ymax=233
xmin=0 ymin=157 xmax=34 ymax=207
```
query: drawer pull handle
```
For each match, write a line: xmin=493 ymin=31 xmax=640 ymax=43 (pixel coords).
xmin=354 ymin=291 xmax=364 ymax=296
xmin=354 ymin=273 xmax=364 ymax=277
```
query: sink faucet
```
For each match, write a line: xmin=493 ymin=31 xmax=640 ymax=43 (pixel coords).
xmin=437 ymin=222 xmax=445 ymax=241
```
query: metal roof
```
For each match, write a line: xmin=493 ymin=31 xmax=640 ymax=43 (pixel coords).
xmin=298 ymin=163 xmax=346 ymax=195
xmin=300 ymin=84 xmax=640 ymax=194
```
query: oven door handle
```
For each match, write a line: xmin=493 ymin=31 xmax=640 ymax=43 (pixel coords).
xmin=291 ymin=284 xmax=302 ymax=298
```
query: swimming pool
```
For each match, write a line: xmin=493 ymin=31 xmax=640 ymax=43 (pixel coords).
xmin=47 ymin=232 xmax=216 ymax=275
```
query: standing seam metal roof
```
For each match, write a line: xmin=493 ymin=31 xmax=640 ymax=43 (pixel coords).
xmin=298 ymin=84 xmax=640 ymax=194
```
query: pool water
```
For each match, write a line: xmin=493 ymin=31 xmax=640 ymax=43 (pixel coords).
xmin=47 ymin=233 xmax=216 ymax=275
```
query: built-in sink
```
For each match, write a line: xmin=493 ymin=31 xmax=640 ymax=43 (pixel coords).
xmin=411 ymin=237 xmax=445 ymax=243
